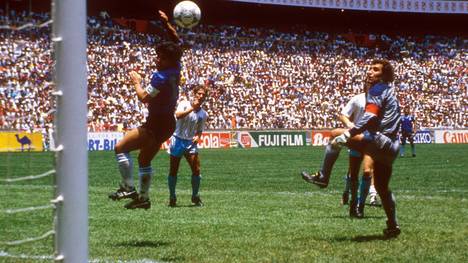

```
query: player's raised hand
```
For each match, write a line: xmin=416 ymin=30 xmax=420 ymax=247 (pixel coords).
xmin=129 ymin=71 xmax=142 ymax=85
xmin=191 ymin=98 xmax=201 ymax=111
xmin=158 ymin=10 xmax=169 ymax=23
xmin=158 ymin=10 xmax=180 ymax=43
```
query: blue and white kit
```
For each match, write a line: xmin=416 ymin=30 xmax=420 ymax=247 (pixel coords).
xmin=168 ymin=100 xmax=208 ymax=157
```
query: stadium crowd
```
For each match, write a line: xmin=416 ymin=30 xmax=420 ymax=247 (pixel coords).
xmin=1 ymin=11 xmax=467 ymax=135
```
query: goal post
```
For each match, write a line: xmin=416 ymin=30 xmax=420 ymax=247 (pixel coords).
xmin=52 ymin=0 xmax=88 ymax=261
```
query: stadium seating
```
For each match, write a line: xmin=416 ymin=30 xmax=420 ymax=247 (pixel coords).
xmin=1 ymin=11 xmax=466 ymax=135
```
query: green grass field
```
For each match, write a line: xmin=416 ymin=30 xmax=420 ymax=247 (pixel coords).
xmin=1 ymin=144 xmax=467 ymax=262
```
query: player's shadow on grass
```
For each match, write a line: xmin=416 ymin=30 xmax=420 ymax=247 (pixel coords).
xmin=351 ymin=235 xmax=398 ymax=242
xmin=334 ymin=235 xmax=395 ymax=242
xmin=327 ymin=215 xmax=385 ymax=220
xmin=169 ymin=205 xmax=204 ymax=208
xmin=115 ymin=240 xmax=170 ymax=248
xmin=115 ymin=241 xmax=185 ymax=261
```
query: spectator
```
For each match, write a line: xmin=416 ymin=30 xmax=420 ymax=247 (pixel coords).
xmin=0 ymin=11 xmax=466 ymax=136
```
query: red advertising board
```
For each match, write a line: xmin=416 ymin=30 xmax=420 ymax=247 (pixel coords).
xmin=160 ymin=132 xmax=231 ymax=149
xmin=240 ymin=132 xmax=252 ymax=148
xmin=310 ymin=130 xmax=332 ymax=146
xmin=198 ymin=132 xmax=231 ymax=149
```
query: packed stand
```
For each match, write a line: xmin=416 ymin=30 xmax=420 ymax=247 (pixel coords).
xmin=1 ymin=11 xmax=466 ymax=136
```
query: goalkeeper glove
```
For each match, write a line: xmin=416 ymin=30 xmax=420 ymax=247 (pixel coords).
xmin=332 ymin=131 xmax=351 ymax=147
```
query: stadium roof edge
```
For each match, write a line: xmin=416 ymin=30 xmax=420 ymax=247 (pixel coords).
xmin=229 ymin=0 xmax=468 ymax=14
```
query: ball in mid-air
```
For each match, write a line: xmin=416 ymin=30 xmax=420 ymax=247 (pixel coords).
xmin=173 ymin=1 xmax=201 ymax=29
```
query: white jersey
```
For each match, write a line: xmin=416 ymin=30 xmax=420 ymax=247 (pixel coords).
xmin=173 ymin=100 xmax=208 ymax=140
xmin=341 ymin=93 xmax=366 ymax=123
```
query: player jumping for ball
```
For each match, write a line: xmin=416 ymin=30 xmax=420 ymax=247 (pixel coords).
xmin=108 ymin=11 xmax=182 ymax=210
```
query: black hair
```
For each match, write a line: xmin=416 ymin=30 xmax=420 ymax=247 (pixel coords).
xmin=156 ymin=41 xmax=182 ymax=64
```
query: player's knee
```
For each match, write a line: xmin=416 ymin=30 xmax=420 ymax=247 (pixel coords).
xmin=138 ymin=155 xmax=151 ymax=167
xmin=374 ymin=178 xmax=390 ymax=195
xmin=193 ymin=170 xmax=200 ymax=176
xmin=362 ymin=164 xmax=374 ymax=177
xmin=331 ymin=129 xmax=343 ymax=138
xmin=169 ymin=167 xmax=178 ymax=176
xmin=191 ymin=167 xmax=200 ymax=176
xmin=114 ymin=143 xmax=123 ymax=154
xmin=363 ymin=169 xmax=372 ymax=179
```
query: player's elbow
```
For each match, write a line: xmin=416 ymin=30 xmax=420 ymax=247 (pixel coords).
xmin=338 ymin=115 xmax=347 ymax=124
xmin=138 ymin=92 xmax=151 ymax=103
xmin=175 ymin=112 xmax=185 ymax=119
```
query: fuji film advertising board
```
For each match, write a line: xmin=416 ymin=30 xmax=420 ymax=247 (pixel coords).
xmin=248 ymin=131 xmax=307 ymax=147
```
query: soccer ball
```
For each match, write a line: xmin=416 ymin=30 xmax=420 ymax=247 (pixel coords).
xmin=173 ymin=1 xmax=201 ymax=29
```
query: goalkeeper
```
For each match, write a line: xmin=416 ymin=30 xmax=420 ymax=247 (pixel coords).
xmin=301 ymin=59 xmax=401 ymax=238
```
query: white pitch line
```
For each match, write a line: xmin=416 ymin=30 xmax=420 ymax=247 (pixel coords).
xmin=90 ymin=259 xmax=166 ymax=263
xmin=3 ymin=204 xmax=55 ymax=214
xmin=0 ymin=251 xmax=166 ymax=263
xmin=0 ymin=250 xmax=53 ymax=261
xmin=3 ymin=230 xmax=54 ymax=246
xmin=0 ymin=169 xmax=55 ymax=182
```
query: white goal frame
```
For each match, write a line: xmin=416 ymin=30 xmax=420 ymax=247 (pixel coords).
xmin=52 ymin=0 xmax=88 ymax=262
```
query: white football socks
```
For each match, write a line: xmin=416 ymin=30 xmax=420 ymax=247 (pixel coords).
xmin=139 ymin=166 xmax=153 ymax=200
xmin=116 ymin=153 xmax=134 ymax=190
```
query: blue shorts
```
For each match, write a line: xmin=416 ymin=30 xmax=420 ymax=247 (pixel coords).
xmin=348 ymin=149 xmax=362 ymax=158
xmin=362 ymin=132 xmax=399 ymax=166
xmin=168 ymin=136 xmax=198 ymax=158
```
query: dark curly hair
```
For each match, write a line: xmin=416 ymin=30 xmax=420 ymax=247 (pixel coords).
xmin=156 ymin=41 xmax=182 ymax=64
xmin=371 ymin=59 xmax=395 ymax=83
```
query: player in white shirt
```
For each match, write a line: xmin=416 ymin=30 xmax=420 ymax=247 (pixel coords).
xmin=339 ymin=92 xmax=378 ymax=218
xmin=167 ymin=85 xmax=208 ymax=207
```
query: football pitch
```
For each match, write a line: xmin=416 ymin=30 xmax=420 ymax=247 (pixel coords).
xmin=1 ymin=144 xmax=467 ymax=262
